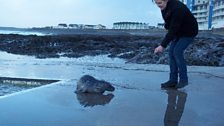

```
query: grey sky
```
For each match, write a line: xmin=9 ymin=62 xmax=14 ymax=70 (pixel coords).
xmin=0 ymin=0 xmax=163 ymax=28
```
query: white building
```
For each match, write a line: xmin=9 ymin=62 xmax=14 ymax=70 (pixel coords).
xmin=57 ymin=23 xmax=68 ymax=29
xmin=113 ymin=22 xmax=149 ymax=29
xmin=83 ymin=24 xmax=106 ymax=29
xmin=191 ymin=0 xmax=211 ymax=30
xmin=55 ymin=24 xmax=106 ymax=29
xmin=94 ymin=24 xmax=106 ymax=29
xmin=182 ymin=0 xmax=224 ymax=30
xmin=68 ymin=24 xmax=80 ymax=29
xmin=212 ymin=0 xmax=224 ymax=28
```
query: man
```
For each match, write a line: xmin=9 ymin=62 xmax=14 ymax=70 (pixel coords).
xmin=153 ymin=0 xmax=198 ymax=88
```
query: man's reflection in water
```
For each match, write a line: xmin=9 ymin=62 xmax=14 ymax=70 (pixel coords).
xmin=75 ymin=93 xmax=114 ymax=107
xmin=164 ymin=89 xmax=187 ymax=126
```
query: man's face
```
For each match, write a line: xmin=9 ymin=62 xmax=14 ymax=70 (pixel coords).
xmin=155 ymin=0 xmax=168 ymax=10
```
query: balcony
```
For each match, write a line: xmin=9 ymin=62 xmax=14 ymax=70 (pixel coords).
xmin=197 ymin=18 xmax=208 ymax=23
xmin=194 ymin=14 xmax=208 ymax=18
xmin=213 ymin=12 xmax=224 ymax=18
xmin=192 ymin=9 xmax=208 ymax=14
xmin=213 ymin=4 xmax=224 ymax=11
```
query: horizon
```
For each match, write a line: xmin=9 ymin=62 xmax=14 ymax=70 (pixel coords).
xmin=0 ymin=0 xmax=163 ymax=29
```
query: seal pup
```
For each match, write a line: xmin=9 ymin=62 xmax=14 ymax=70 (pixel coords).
xmin=75 ymin=75 xmax=115 ymax=94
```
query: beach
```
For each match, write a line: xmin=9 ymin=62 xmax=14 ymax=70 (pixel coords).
xmin=0 ymin=29 xmax=224 ymax=125
xmin=0 ymin=51 xmax=224 ymax=126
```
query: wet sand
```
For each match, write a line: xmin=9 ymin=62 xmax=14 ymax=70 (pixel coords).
xmin=0 ymin=52 xmax=224 ymax=126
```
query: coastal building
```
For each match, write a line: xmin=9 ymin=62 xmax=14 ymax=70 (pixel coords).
xmin=68 ymin=24 xmax=79 ymax=29
xmin=113 ymin=22 xmax=149 ymax=29
xmin=212 ymin=0 xmax=224 ymax=28
xmin=56 ymin=23 xmax=106 ymax=29
xmin=95 ymin=24 xmax=106 ymax=29
xmin=57 ymin=23 xmax=68 ymax=28
xmin=82 ymin=24 xmax=106 ymax=29
xmin=157 ymin=23 xmax=165 ymax=29
xmin=181 ymin=0 xmax=224 ymax=30
xmin=191 ymin=0 xmax=212 ymax=30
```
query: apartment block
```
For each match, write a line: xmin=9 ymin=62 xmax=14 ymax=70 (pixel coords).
xmin=212 ymin=0 xmax=224 ymax=28
xmin=113 ymin=22 xmax=150 ymax=29
xmin=181 ymin=0 xmax=224 ymax=30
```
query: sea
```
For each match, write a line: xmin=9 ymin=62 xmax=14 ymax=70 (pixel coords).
xmin=0 ymin=29 xmax=46 ymax=36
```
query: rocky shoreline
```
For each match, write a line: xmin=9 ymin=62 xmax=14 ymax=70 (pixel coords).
xmin=0 ymin=30 xmax=223 ymax=66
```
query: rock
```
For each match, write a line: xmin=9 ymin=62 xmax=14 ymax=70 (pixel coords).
xmin=0 ymin=31 xmax=223 ymax=66
xmin=217 ymin=42 xmax=224 ymax=47
xmin=75 ymin=75 xmax=115 ymax=94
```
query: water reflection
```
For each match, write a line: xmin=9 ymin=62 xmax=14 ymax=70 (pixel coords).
xmin=75 ymin=93 xmax=114 ymax=107
xmin=164 ymin=89 xmax=187 ymax=126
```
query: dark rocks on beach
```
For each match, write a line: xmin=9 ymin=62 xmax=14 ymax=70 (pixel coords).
xmin=0 ymin=30 xmax=223 ymax=66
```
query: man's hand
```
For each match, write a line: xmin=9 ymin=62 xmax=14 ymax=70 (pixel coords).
xmin=154 ymin=45 xmax=164 ymax=54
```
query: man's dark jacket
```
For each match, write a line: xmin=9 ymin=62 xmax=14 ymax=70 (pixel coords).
xmin=161 ymin=0 xmax=198 ymax=48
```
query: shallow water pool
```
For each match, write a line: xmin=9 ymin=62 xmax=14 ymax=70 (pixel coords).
xmin=0 ymin=77 xmax=58 ymax=96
